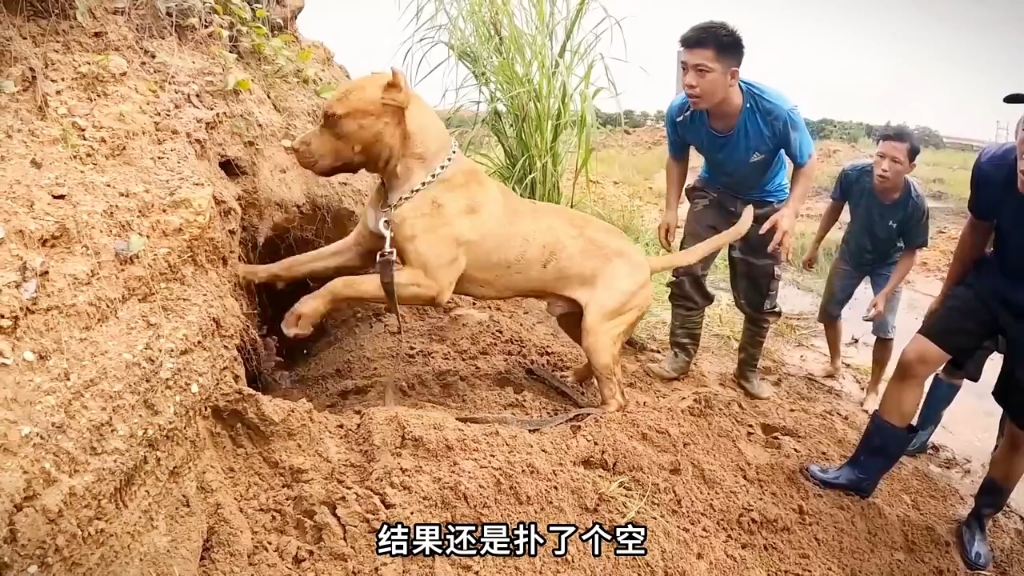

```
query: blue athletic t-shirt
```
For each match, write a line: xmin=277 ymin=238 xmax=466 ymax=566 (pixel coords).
xmin=665 ymin=78 xmax=815 ymax=203
xmin=965 ymin=142 xmax=1024 ymax=312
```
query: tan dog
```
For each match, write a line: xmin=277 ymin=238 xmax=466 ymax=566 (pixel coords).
xmin=238 ymin=68 xmax=753 ymax=414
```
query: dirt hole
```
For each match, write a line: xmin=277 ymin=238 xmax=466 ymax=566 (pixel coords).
xmin=238 ymin=203 xmax=359 ymax=395
xmin=218 ymin=158 xmax=247 ymax=180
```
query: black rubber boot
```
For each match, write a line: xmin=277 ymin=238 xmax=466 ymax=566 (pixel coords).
xmin=905 ymin=373 xmax=962 ymax=456
xmin=805 ymin=411 xmax=916 ymax=498
xmin=734 ymin=317 xmax=772 ymax=399
xmin=644 ymin=308 xmax=704 ymax=381
xmin=957 ymin=476 xmax=1010 ymax=572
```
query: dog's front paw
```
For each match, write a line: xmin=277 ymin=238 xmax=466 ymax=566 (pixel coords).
xmin=281 ymin=295 xmax=326 ymax=339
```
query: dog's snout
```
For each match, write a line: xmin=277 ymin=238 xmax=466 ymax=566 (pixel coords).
xmin=289 ymin=131 xmax=315 ymax=161
xmin=293 ymin=147 xmax=317 ymax=171
xmin=289 ymin=135 xmax=306 ymax=153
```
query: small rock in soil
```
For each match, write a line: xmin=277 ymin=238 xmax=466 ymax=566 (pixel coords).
xmin=114 ymin=234 xmax=147 ymax=259
xmin=23 ymin=350 xmax=36 ymax=362
xmin=449 ymin=307 xmax=490 ymax=324
xmin=20 ymin=279 xmax=39 ymax=301
xmin=21 ymin=257 xmax=48 ymax=278
xmin=0 ymin=340 xmax=13 ymax=365
xmin=102 ymin=55 xmax=129 ymax=76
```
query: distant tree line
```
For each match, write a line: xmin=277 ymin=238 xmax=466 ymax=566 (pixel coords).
xmin=443 ymin=108 xmax=948 ymax=150
xmin=595 ymin=109 xmax=666 ymax=129
xmin=591 ymin=109 xmax=947 ymax=149
xmin=800 ymin=118 xmax=946 ymax=149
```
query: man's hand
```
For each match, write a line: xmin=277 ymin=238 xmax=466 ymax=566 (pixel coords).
xmin=864 ymin=291 xmax=888 ymax=321
xmin=658 ymin=210 xmax=679 ymax=252
xmin=760 ymin=206 xmax=797 ymax=260
xmin=801 ymin=245 xmax=819 ymax=271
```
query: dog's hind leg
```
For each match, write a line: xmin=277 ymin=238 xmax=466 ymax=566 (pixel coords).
xmin=459 ymin=295 xmax=643 ymax=430
xmin=238 ymin=219 xmax=383 ymax=284
xmin=579 ymin=283 xmax=653 ymax=413
xmin=546 ymin=297 xmax=594 ymax=386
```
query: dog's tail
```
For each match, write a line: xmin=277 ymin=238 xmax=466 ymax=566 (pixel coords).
xmin=647 ymin=204 xmax=754 ymax=275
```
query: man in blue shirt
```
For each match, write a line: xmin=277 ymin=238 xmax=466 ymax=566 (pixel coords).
xmin=801 ymin=126 xmax=930 ymax=411
xmin=645 ymin=21 xmax=817 ymax=400
xmin=805 ymin=98 xmax=1024 ymax=572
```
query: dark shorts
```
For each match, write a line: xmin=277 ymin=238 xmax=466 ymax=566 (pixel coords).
xmin=941 ymin=336 xmax=1005 ymax=383
xmin=818 ymin=250 xmax=901 ymax=339
xmin=918 ymin=280 xmax=1024 ymax=429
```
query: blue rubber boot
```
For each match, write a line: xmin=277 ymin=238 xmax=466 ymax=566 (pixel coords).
xmin=957 ymin=476 xmax=1010 ymax=572
xmin=805 ymin=411 xmax=916 ymax=499
xmin=905 ymin=374 xmax=961 ymax=456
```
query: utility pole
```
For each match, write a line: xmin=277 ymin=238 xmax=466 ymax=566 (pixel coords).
xmin=995 ymin=121 xmax=1009 ymax=143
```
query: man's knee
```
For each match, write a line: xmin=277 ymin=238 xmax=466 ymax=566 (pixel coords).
xmin=893 ymin=336 xmax=948 ymax=381
xmin=817 ymin=259 xmax=860 ymax=325
xmin=817 ymin=292 xmax=843 ymax=326
xmin=998 ymin=420 xmax=1024 ymax=453
xmin=730 ymin=259 xmax=781 ymax=317
xmin=667 ymin=272 xmax=713 ymax=310
xmin=735 ymin=281 xmax=781 ymax=322
xmin=871 ymin=315 xmax=898 ymax=340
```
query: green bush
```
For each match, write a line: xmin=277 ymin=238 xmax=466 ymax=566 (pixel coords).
xmin=399 ymin=0 xmax=623 ymax=204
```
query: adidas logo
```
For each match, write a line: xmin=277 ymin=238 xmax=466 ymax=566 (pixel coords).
xmin=749 ymin=152 xmax=765 ymax=162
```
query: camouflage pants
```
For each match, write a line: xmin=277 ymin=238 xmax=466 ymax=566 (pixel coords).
xmin=667 ymin=181 xmax=784 ymax=327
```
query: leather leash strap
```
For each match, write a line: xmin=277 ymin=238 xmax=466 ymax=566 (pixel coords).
xmin=375 ymin=216 xmax=403 ymax=336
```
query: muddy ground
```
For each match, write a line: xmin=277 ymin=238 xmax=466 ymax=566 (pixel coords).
xmin=2 ymin=5 xmax=1024 ymax=576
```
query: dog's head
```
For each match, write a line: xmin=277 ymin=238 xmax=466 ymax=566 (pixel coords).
xmin=292 ymin=68 xmax=411 ymax=177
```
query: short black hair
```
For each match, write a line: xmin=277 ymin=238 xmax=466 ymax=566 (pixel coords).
xmin=678 ymin=21 xmax=745 ymax=68
xmin=875 ymin=125 xmax=921 ymax=163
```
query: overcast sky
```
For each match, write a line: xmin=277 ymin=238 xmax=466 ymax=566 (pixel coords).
xmin=297 ymin=0 xmax=1024 ymax=141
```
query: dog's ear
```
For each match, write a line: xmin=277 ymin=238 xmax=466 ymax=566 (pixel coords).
xmin=381 ymin=67 xmax=410 ymax=109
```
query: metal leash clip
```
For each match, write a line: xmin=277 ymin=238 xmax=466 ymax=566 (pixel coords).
xmin=376 ymin=215 xmax=396 ymax=263
xmin=375 ymin=214 xmax=402 ymax=334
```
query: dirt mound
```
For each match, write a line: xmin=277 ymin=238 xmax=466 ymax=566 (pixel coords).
xmin=206 ymin=297 xmax=1024 ymax=575
xmin=596 ymin=125 xmax=666 ymax=152
xmin=815 ymin=140 xmax=867 ymax=166
xmin=2 ymin=5 xmax=1024 ymax=576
